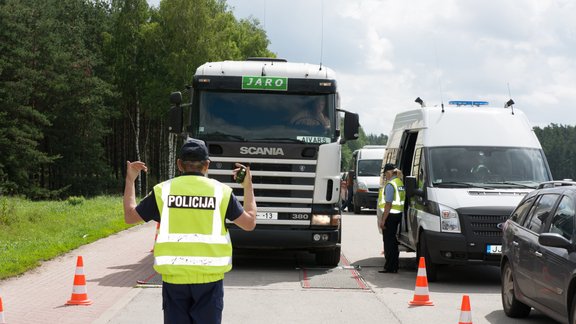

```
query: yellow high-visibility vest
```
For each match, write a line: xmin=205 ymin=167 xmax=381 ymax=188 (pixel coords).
xmin=152 ymin=175 xmax=233 ymax=284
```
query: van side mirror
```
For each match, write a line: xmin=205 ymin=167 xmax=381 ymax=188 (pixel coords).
xmin=405 ymin=176 xmax=425 ymax=198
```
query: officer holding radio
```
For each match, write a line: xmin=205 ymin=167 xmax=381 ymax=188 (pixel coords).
xmin=123 ymin=138 xmax=257 ymax=324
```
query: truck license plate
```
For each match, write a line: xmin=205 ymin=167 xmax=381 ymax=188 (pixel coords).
xmin=256 ymin=212 xmax=278 ymax=220
xmin=486 ymin=244 xmax=502 ymax=254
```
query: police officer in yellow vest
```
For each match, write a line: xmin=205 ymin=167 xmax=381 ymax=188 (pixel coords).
xmin=378 ymin=163 xmax=405 ymax=273
xmin=123 ymin=139 xmax=257 ymax=323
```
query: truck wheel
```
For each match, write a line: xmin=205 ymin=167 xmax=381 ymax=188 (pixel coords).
xmin=417 ymin=233 xmax=438 ymax=282
xmin=501 ymin=261 xmax=531 ymax=318
xmin=315 ymin=246 xmax=341 ymax=267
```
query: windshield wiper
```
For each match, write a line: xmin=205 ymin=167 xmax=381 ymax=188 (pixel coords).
xmin=485 ymin=181 xmax=538 ymax=189
xmin=254 ymin=137 xmax=304 ymax=143
xmin=433 ymin=181 xmax=477 ymax=188
xmin=203 ymin=132 xmax=246 ymax=141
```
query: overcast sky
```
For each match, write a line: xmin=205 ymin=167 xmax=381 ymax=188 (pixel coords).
xmin=150 ymin=0 xmax=576 ymax=135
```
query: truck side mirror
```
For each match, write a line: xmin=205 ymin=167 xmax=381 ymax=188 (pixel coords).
xmin=343 ymin=112 xmax=360 ymax=141
xmin=170 ymin=91 xmax=182 ymax=105
xmin=168 ymin=91 xmax=183 ymax=134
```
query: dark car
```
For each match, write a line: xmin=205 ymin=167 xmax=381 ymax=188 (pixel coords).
xmin=501 ymin=180 xmax=576 ymax=324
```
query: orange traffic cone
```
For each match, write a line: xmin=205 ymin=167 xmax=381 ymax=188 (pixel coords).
xmin=66 ymin=256 xmax=92 ymax=305
xmin=458 ymin=295 xmax=473 ymax=324
xmin=0 ymin=294 xmax=6 ymax=323
xmin=151 ymin=221 xmax=160 ymax=252
xmin=409 ymin=257 xmax=434 ymax=306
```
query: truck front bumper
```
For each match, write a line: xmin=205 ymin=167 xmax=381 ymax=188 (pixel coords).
xmin=228 ymin=226 xmax=340 ymax=251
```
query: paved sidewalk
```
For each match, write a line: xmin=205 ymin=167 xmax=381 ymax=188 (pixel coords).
xmin=0 ymin=222 xmax=157 ymax=324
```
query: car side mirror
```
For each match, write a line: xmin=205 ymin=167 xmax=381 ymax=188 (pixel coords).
xmin=539 ymin=233 xmax=573 ymax=251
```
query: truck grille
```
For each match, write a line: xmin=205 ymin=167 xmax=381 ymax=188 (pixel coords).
xmin=208 ymin=160 xmax=317 ymax=209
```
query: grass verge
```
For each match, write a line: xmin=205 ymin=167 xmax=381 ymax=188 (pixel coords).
xmin=0 ymin=195 xmax=133 ymax=280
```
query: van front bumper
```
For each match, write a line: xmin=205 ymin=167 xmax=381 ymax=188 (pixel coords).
xmin=423 ymin=231 xmax=502 ymax=266
xmin=354 ymin=191 xmax=378 ymax=209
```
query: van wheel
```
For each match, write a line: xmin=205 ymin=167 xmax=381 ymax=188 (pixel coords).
xmin=501 ymin=261 xmax=531 ymax=318
xmin=571 ymin=294 xmax=576 ymax=324
xmin=315 ymin=246 xmax=341 ymax=267
xmin=417 ymin=233 xmax=438 ymax=282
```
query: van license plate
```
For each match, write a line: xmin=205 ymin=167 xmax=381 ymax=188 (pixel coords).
xmin=486 ymin=245 xmax=502 ymax=254
xmin=257 ymin=212 xmax=278 ymax=220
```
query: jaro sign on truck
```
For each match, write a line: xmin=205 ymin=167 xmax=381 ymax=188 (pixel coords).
xmin=168 ymin=58 xmax=359 ymax=266
xmin=379 ymin=100 xmax=552 ymax=281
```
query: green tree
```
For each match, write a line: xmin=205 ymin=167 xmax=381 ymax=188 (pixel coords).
xmin=0 ymin=0 xmax=55 ymax=197
xmin=39 ymin=0 xmax=116 ymax=197
xmin=534 ymin=124 xmax=576 ymax=181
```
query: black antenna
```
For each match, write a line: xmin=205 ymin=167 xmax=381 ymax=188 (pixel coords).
xmin=505 ymin=82 xmax=515 ymax=115
xmin=319 ymin=0 xmax=324 ymax=71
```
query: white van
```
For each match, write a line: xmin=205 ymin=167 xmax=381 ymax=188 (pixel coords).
xmin=351 ymin=145 xmax=386 ymax=213
xmin=378 ymin=101 xmax=552 ymax=281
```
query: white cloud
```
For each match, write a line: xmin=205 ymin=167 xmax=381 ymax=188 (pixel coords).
xmin=222 ymin=0 xmax=576 ymax=133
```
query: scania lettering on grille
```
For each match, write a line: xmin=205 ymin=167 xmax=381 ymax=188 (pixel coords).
xmin=167 ymin=195 xmax=216 ymax=209
xmin=240 ymin=146 xmax=285 ymax=156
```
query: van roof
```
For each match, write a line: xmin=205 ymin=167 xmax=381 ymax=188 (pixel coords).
xmin=388 ymin=106 xmax=541 ymax=148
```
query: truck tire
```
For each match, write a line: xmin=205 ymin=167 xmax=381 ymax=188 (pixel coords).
xmin=417 ymin=232 xmax=438 ymax=282
xmin=315 ymin=246 xmax=341 ymax=267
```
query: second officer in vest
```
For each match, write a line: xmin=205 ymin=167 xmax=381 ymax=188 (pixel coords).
xmin=378 ymin=163 xmax=405 ymax=273
xmin=123 ymin=138 xmax=257 ymax=323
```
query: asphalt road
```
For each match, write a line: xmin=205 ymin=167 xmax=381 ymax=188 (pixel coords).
xmin=95 ymin=210 xmax=559 ymax=324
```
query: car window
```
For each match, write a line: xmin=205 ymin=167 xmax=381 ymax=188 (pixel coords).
xmin=547 ymin=195 xmax=575 ymax=240
xmin=524 ymin=194 xmax=559 ymax=233
xmin=510 ymin=196 xmax=536 ymax=224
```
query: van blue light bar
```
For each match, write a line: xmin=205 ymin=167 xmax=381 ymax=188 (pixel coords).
xmin=448 ymin=100 xmax=489 ymax=106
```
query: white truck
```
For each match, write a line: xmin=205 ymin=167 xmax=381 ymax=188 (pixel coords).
xmin=351 ymin=145 xmax=386 ymax=213
xmin=378 ymin=100 xmax=552 ymax=281
xmin=168 ymin=58 xmax=359 ymax=266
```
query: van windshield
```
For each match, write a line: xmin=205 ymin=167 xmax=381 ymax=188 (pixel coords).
xmin=358 ymin=159 xmax=382 ymax=177
xmin=429 ymin=147 xmax=551 ymax=188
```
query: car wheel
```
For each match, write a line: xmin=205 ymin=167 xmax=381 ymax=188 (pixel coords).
xmin=417 ymin=232 xmax=438 ymax=282
xmin=571 ymin=294 xmax=576 ymax=324
xmin=501 ymin=261 xmax=531 ymax=318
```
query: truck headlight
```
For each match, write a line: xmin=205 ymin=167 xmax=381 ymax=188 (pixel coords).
xmin=311 ymin=214 xmax=340 ymax=226
xmin=439 ymin=204 xmax=461 ymax=233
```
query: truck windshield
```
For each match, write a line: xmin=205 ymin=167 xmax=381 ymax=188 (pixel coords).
xmin=429 ymin=147 xmax=550 ymax=188
xmin=358 ymin=159 xmax=382 ymax=176
xmin=196 ymin=91 xmax=334 ymax=143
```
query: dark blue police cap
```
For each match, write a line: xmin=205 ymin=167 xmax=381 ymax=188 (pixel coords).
xmin=180 ymin=139 xmax=210 ymax=161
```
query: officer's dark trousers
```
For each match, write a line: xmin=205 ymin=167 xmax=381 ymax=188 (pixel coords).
xmin=162 ymin=280 xmax=223 ymax=324
xmin=382 ymin=212 xmax=403 ymax=272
